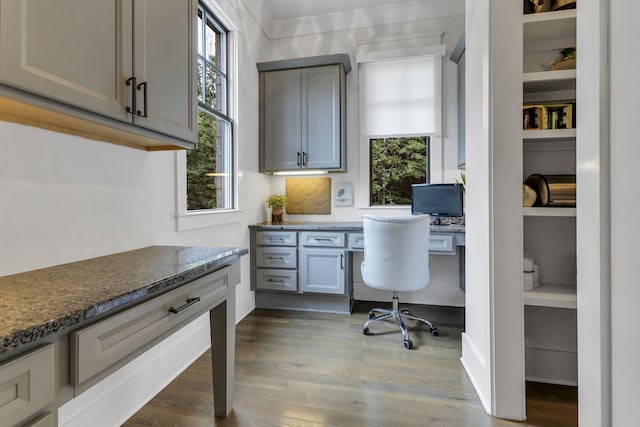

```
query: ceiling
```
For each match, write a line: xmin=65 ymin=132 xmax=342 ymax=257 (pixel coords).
xmin=243 ymin=0 xmax=464 ymax=39
xmin=259 ymin=0 xmax=419 ymax=22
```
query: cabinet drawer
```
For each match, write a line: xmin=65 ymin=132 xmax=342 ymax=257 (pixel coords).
xmin=300 ymin=231 xmax=345 ymax=248
xmin=429 ymin=233 xmax=455 ymax=255
xmin=0 ymin=345 xmax=54 ymax=427
xmin=256 ymin=269 xmax=298 ymax=292
xmin=255 ymin=247 xmax=297 ymax=269
xmin=348 ymin=233 xmax=364 ymax=251
xmin=71 ymin=265 xmax=234 ymax=386
xmin=256 ymin=231 xmax=297 ymax=246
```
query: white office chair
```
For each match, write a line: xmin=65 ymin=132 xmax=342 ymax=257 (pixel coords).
xmin=361 ymin=214 xmax=438 ymax=349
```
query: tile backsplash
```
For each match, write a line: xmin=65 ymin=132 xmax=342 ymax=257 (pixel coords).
xmin=285 ymin=177 xmax=331 ymax=214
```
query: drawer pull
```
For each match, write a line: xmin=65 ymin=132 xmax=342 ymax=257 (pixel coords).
xmin=268 ymin=237 xmax=285 ymax=242
xmin=169 ymin=297 xmax=200 ymax=314
xmin=267 ymin=256 xmax=285 ymax=261
xmin=314 ymin=238 xmax=333 ymax=242
xmin=267 ymin=278 xmax=284 ymax=283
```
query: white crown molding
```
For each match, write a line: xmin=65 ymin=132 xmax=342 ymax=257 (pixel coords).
xmin=242 ymin=0 xmax=464 ymax=40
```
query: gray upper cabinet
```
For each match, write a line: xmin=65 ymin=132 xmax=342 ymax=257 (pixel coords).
xmin=450 ymin=33 xmax=465 ymax=169
xmin=0 ymin=0 xmax=197 ymax=149
xmin=258 ymin=55 xmax=350 ymax=173
xmin=130 ymin=0 xmax=197 ymax=142
xmin=261 ymin=69 xmax=303 ymax=171
xmin=0 ymin=0 xmax=127 ymax=121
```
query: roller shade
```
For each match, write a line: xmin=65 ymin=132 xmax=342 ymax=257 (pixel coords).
xmin=359 ymin=53 xmax=442 ymax=136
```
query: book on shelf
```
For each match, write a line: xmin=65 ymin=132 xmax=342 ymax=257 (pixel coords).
xmin=523 ymin=100 xmax=576 ymax=130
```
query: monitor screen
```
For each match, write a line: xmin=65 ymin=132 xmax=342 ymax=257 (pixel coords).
xmin=411 ymin=183 xmax=464 ymax=218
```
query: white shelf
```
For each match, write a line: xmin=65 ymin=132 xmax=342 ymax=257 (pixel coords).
xmin=523 ymin=207 xmax=576 ymax=217
xmin=524 ymin=283 xmax=577 ymax=309
xmin=523 ymin=128 xmax=576 ymax=142
xmin=523 ymin=70 xmax=576 ymax=93
xmin=523 ymin=9 xmax=577 ymax=43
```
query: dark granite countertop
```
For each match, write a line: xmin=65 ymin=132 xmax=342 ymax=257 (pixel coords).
xmin=0 ymin=246 xmax=248 ymax=356
xmin=249 ymin=221 xmax=465 ymax=233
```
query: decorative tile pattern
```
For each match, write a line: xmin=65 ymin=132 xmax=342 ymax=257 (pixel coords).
xmin=286 ymin=178 xmax=331 ymax=214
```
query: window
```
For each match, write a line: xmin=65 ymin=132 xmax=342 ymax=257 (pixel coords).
xmin=187 ymin=4 xmax=233 ymax=211
xmin=369 ymin=136 xmax=429 ymax=205
xmin=358 ymin=47 xmax=443 ymax=207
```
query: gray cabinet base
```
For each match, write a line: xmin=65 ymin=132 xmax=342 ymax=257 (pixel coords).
xmin=255 ymin=291 xmax=354 ymax=314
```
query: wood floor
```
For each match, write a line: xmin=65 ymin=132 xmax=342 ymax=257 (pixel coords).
xmin=124 ymin=302 xmax=577 ymax=427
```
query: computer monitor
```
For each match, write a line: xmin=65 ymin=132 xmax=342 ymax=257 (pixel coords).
xmin=411 ymin=183 xmax=464 ymax=219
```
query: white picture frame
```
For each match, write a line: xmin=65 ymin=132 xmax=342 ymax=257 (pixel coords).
xmin=334 ymin=183 xmax=353 ymax=207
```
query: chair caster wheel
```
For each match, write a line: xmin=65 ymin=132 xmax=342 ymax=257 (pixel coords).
xmin=363 ymin=327 xmax=369 ymax=335
xmin=403 ymin=339 xmax=414 ymax=349
xmin=368 ymin=312 xmax=376 ymax=320
xmin=400 ymin=309 xmax=411 ymax=315
xmin=431 ymin=328 xmax=439 ymax=336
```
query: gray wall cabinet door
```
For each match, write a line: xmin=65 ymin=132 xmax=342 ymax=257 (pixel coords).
xmin=0 ymin=0 xmax=197 ymax=144
xmin=262 ymin=69 xmax=302 ymax=171
xmin=299 ymin=248 xmax=346 ymax=295
xmin=260 ymin=64 xmax=345 ymax=172
xmin=302 ymin=65 xmax=342 ymax=169
xmin=0 ymin=0 xmax=127 ymax=121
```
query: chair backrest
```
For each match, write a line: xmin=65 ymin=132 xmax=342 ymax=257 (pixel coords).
xmin=360 ymin=214 xmax=430 ymax=292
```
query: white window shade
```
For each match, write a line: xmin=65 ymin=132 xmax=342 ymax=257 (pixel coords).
xmin=359 ymin=55 xmax=442 ymax=136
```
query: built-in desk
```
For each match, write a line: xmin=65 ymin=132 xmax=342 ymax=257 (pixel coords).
xmin=249 ymin=222 xmax=465 ymax=313
xmin=0 ymin=246 xmax=247 ymax=427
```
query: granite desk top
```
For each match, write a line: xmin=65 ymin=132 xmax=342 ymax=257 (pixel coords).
xmin=0 ymin=245 xmax=248 ymax=356
xmin=249 ymin=220 xmax=465 ymax=233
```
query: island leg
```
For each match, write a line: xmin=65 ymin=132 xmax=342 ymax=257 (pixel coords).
xmin=210 ymin=289 xmax=236 ymax=417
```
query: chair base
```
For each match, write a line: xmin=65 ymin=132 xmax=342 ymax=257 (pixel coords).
xmin=362 ymin=291 xmax=439 ymax=349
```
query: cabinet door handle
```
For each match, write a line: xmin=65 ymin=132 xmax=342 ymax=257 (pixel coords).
xmin=302 ymin=151 xmax=307 ymax=166
xmin=125 ymin=77 xmax=137 ymax=115
xmin=169 ymin=297 xmax=200 ymax=314
xmin=297 ymin=152 xmax=301 ymax=166
xmin=136 ymin=81 xmax=148 ymax=117
xmin=340 ymin=253 xmax=344 ymax=270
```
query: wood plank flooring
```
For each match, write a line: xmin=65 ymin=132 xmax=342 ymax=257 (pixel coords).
xmin=124 ymin=302 xmax=576 ymax=427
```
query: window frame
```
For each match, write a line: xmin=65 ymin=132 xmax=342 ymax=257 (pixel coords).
xmin=368 ymin=135 xmax=431 ymax=207
xmin=356 ymin=47 xmax=445 ymax=210
xmin=176 ymin=0 xmax=240 ymax=231
xmin=359 ymin=134 xmax=436 ymax=209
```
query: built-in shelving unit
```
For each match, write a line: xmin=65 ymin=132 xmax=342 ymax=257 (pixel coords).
xmin=523 ymin=207 xmax=576 ymax=217
xmin=522 ymin=8 xmax=578 ymax=388
xmin=523 ymin=128 xmax=576 ymax=141
xmin=524 ymin=283 xmax=577 ymax=309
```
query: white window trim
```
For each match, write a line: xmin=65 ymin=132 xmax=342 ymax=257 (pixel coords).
xmin=175 ymin=0 xmax=241 ymax=232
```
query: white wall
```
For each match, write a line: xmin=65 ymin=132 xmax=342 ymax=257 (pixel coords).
xmin=460 ymin=0 xmax=493 ymax=412
xmin=461 ymin=0 xmax=525 ymax=419
xmin=259 ymin=14 xmax=466 ymax=307
xmin=0 ymin=0 xmax=470 ymax=423
xmin=1 ymin=0 xmax=269 ymax=424
xmin=610 ymin=1 xmax=638 ymax=425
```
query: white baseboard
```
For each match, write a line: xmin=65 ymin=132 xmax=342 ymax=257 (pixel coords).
xmin=460 ymin=332 xmax=492 ymax=414
xmin=58 ymin=313 xmax=211 ymax=427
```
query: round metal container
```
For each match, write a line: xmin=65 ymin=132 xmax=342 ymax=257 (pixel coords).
xmin=524 ymin=174 xmax=576 ymax=207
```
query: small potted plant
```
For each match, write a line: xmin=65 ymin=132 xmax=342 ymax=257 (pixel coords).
xmin=266 ymin=194 xmax=287 ymax=224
